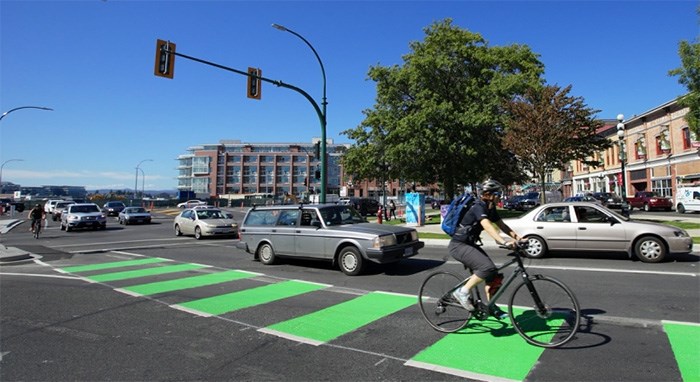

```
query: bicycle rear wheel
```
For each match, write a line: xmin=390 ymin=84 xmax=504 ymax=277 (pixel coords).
xmin=508 ymin=275 xmax=580 ymax=348
xmin=418 ymin=271 xmax=472 ymax=333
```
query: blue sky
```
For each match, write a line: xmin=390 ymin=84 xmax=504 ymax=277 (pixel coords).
xmin=1 ymin=0 xmax=697 ymax=191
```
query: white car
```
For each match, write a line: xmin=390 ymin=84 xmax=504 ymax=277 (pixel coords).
xmin=60 ymin=203 xmax=107 ymax=231
xmin=173 ymin=208 xmax=238 ymax=239
xmin=177 ymin=200 xmax=207 ymax=209
xmin=44 ymin=199 xmax=64 ymax=214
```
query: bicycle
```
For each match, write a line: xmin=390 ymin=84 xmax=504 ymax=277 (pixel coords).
xmin=31 ymin=219 xmax=43 ymax=239
xmin=418 ymin=241 xmax=580 ymax=348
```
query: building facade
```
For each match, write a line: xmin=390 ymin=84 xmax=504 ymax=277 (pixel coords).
xmin=569 ymin=99 xmax=699 ymax=199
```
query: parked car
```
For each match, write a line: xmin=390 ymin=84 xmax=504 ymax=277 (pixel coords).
xmin=173 ymin=208 xmax=238 ymax=239
xmin=118 ymin=207 xmax=152 ymax=225
xmin=177 ymin=199 xmax=207 ymax=209
xmin=590 ymin=192 xmax=624 ymax=209
xmin=518 ymin=191 xmax=563 ymax=210
xmin=627 ymin=191 xmax=673 ymax=211
xmin=102 ymin=201 xmax=126 ymax=216
xmin=503 ymin=195 xmax=525 ymax=210
xmin=342 ymin=197 xmax=380 ymax=216
xmin=52 ymin=201 xmax=76 ymax=221
xmin=502 ymin=202 xmax=692 ymax=263
xmin=235 ymin=204 xmax=425 ymax=275
xmin=60 ymin=203 xmax=107 ymax=231
xmin=675 ymin=186 xmax=700 ymax=214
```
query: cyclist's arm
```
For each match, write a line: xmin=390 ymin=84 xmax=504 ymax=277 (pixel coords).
xmin=495 ymin=220 xmax=522 ymax=241
xmin=480 ymin=218 xmax=509 ymax=245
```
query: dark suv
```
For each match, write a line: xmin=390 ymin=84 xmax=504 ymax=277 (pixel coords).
xmin=102 ymin=201 xmax=126 ymax=216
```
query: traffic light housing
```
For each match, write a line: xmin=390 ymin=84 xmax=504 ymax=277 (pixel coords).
xmin=154 ymin=39 xmax=175 ymax=79
xmin=315 ymin=170 xmax=321 ymax=179
xmin=247 ymin=67 xmax=262 ymax=100
xmin=313 ymin=141 xmax=320 ymax=158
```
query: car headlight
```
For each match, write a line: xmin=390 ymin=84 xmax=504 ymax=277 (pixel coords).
xmin=372 ymin=234 xmax=397 ymax=248
xmin=674 ymin=230 xmax=690 ymax=237
xmin=411 ymin=230 xmax=418 ymax=241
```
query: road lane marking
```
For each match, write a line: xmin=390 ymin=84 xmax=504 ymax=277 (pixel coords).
xmin=663 ymin=321 xmax=700 ymax=382
xmin=260 ymin=291 xmax=415 ymax=345
xmin=173 ymin=280 xmax=327 ymax=316
xmin=87 ymin=263 xmax=208 ymax=282
xmin=116 ymin=270 xmax=258 ymax=296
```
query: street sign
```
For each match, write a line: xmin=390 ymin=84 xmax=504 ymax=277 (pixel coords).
xmin=247 ymin=67 xmax=262 ymax=100
xmin=154 ymin=39 xmax=175 ymax=79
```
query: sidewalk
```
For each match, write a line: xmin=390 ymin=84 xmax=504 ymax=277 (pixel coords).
xmin=0 ymin=218 xmax=31 ymax=262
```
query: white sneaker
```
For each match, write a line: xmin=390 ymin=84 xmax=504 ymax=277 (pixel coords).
xmin=451 ymin=290 xmax=474 ymax=311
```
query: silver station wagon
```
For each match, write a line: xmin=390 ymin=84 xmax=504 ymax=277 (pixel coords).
xmin=236 ymin=204 xmax=425 ymax=275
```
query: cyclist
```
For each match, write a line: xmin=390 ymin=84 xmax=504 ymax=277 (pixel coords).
xmin=448 ymin=179 xmax=523 ymax=319
xmin=28 ymin=203 xmax=46 ymax=234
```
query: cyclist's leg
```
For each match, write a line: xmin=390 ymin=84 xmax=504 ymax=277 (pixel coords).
xmin=450 ymin=242 xmax=495 ymax=294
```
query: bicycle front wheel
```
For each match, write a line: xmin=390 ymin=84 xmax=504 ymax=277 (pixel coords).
xmin=418 ymin=271 xmax=472 ymax=333
xmin=508 ymin=275 xmax=580 ymax=348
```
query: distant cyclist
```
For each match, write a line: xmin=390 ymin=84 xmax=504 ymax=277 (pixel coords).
xmin=28 ymin=204 xmax=46 ymax=234
xmin=448 ymin=180 xmax=523 ymax=319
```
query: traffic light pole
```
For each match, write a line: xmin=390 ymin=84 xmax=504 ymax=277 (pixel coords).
xmin=158 ymin=45 xmax=327 ymax=203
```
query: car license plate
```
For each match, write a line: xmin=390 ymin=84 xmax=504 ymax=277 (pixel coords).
xmin=404 ymin=247 xmax=413 ymax=256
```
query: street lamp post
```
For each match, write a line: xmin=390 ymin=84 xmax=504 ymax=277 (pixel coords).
xmin=272 ymin=23 xmax=328 ymax=203
xmin=617 ymin=114 xmax=630 ymax=217
xmin=0 ymin=106 xmax=53 ymax=122
xmin=138 ymin=167 xmax=146 ymax=200
xmin=135 ymin=159 xmax=153 ymax=205
xmin=0 ymin=159 xmax=24 ymax=193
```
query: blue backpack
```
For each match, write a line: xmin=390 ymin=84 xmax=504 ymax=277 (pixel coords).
xmin=441 ymin=193 xmax=475 ymax=236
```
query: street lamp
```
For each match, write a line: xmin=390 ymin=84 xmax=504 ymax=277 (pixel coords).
xmin=0 ymin=159 xmax=24 ymax=193
xmin=0 ymin=106 xmax=53 ymax=122
xmin=135 ymin=159 xmax=153 ymax=204
xmin=272 ymin=23 xmax=328 ymax=203
xmin=617 ymin=114 xmax=629 ymax=217
xmin=138 ymin=167 xmax=146 ymax=200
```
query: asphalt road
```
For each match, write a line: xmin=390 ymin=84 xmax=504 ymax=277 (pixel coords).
xmin=1 ymin=211 xmax=699 ymax=381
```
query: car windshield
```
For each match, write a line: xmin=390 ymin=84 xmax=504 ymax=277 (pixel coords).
xmin=196 ymin=210 xmax=227 ymax=219
xmin=71 ymin=205 xmax=100 ymax=213
xmin=127 ymin=207 xmax=146 ymax=213
xmin=319 ymin=205 xmax=366 ymax=226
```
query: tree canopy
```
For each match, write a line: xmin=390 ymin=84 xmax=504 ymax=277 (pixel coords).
xmin=502 ymin=84 xmax=610 ymax=202
xmin=669 ymin=38 xmax=700 ymax=136
xmin=342 ymin=19 xmax=543 ymax=199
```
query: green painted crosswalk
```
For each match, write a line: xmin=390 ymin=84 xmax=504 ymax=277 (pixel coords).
xmin=87 ymin=263 xmax=208 ymax=282
xmin=60 ymin=257 xmax=170 ymax=273
xmin=119 ymin=269 xmax=258 ymax=296
xmin=407 ymin=308 xmax=546 ymax=381
xmin=173 ymin=280 xmax=328 ymax=316
xmin=663 ymin=321 xmax=700 ymax=382
xmin=261 ymin=292 xmax=415 ymax=345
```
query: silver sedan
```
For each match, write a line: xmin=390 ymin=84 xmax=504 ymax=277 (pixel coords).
xmin=502 ymin=202 xmax=692 ymax=263
xmin=173 ymin=208 xmax=238 ymax=239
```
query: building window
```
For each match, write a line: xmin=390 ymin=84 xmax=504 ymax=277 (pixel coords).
xmin=652 ymin=178 xmax=672 ymax=198
xmin=682 ymin=127 xmax=692 ymax=149
xmin=192 ymin=177 xmax=209 ymax=194
xmin=192 ymin=157 xmax=210 ymax=174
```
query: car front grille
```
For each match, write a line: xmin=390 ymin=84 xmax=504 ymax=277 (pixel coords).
xmin=396 ymin=232 xmax=413 ymax=245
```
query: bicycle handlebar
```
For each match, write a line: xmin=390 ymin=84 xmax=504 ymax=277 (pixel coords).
xmin=497 ymin=239 xmax=530 ymax=251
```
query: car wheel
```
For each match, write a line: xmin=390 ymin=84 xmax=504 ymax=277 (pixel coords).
xmin=123 ymin=219 xmax=129 ymax=226
xmin=338 ymin=246 xmax=364 ymax=276
xmin=258 ymin=243 xmax=276 ymax=265
xmin=677 ymin=204 xmax=686 ymax=214
xmin=523 ymin=236 xmax=547 ymax=259
xmin=643 ymin=203 xmax=650 ymax=212
xmin=174 ymin=224 xmax=182 ymax=236
xmin=634 ymin=236 xmax=666 ymax=263
xmin=194 ymin=226 xmax=203 ymax=240
xmin=66 ymin=225 xmax=72 ymax=232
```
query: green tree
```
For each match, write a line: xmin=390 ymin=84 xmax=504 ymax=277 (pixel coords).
xmin=669 ymin=38 xmax=700 ymax=136
xmin=502 ymin=84 xmax=610 ymax=203
xmin=342 ymin=19 xmax=544 ymax=199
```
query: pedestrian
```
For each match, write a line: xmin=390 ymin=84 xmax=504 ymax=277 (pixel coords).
xmin=389 ymin=200 xmax=397 ymax=220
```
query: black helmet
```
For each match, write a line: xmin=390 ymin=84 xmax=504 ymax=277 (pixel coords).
xmin=481 ymin=179 xmax=503 ymax=194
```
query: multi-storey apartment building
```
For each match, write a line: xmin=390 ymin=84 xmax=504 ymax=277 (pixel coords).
xmin=568 ymin=99 xmax=699 ymax=199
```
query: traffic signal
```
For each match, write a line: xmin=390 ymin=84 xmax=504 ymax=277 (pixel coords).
xmin=315 ymin=170 xmax=321 ymax=179
xmin=313 ymin=141 xmax=320 ymax=158
xmin=154 ymin=39 xmax=175 ymax=79
xmin=304 ymin=177 xmax=308 ymax=186
xmin=247 ymin=67 xmax=262 ymax=100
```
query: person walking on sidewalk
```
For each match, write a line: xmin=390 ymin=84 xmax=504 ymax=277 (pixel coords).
xmin=389 ymin=200 xmax=397 ymax=220
xmin=448 ymin=180 xmax=523 ymax=319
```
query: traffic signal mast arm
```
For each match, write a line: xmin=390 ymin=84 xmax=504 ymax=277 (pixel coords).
xmin=158 ymin=46 xmax=324 ymax=122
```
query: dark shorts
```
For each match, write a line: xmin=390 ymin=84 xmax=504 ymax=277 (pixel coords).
xmin=448 ymin=240 xmax=498 ymax=281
